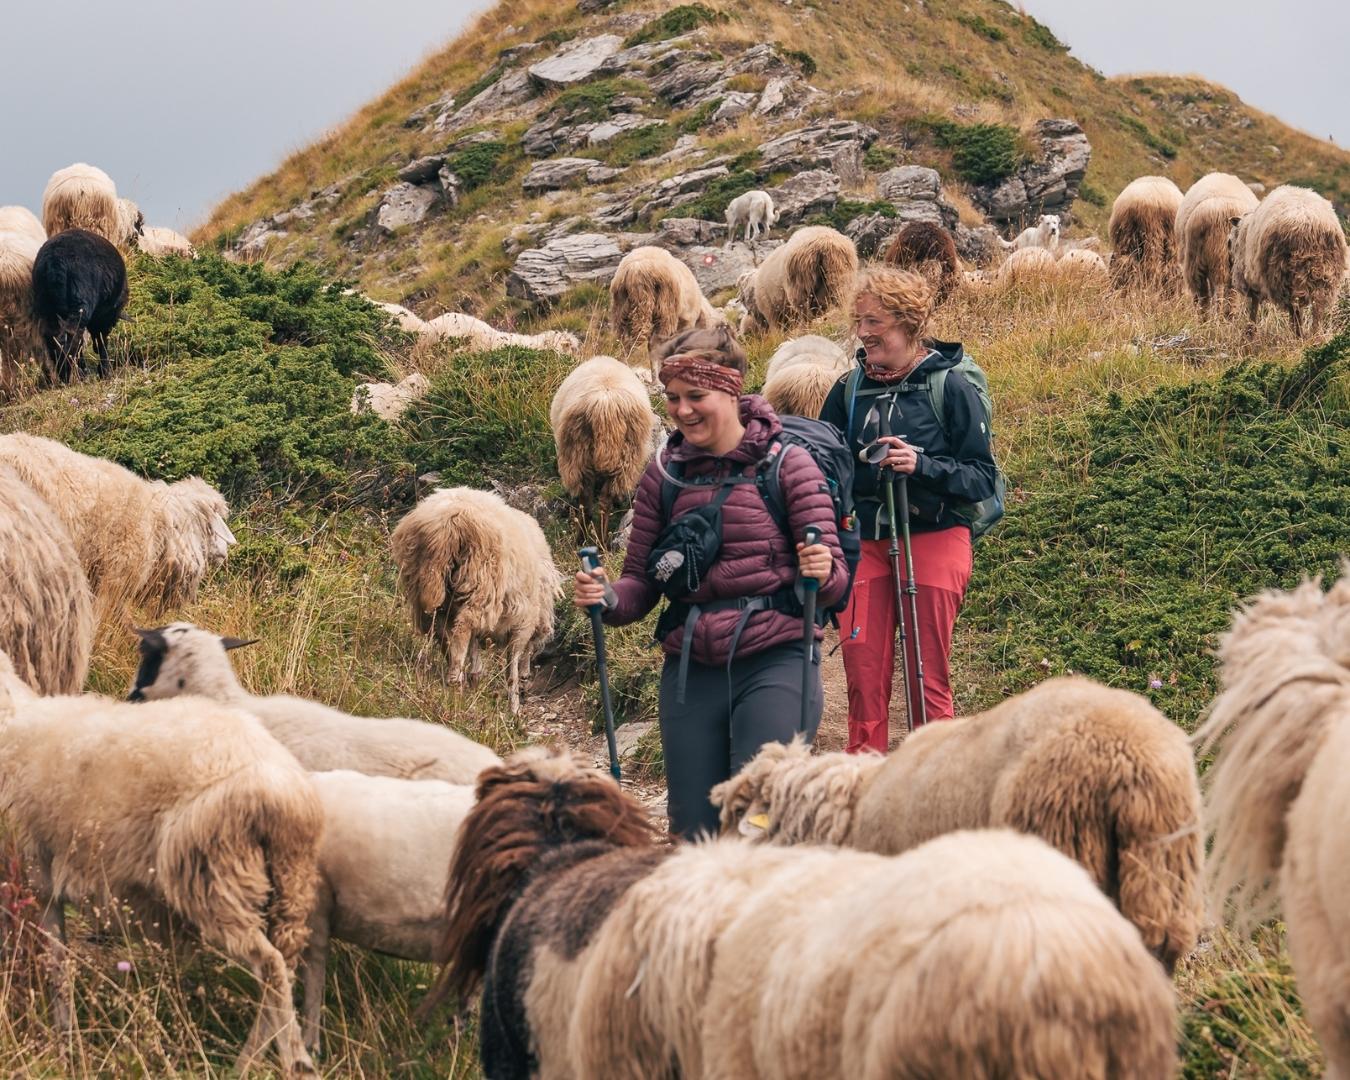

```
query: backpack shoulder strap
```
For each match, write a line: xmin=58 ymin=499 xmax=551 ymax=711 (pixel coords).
xmin=926 ymin=366 xmax=953 ymax=441
xmin=757 ymin=440 xmax=793 ymax=538
xmin=843 ymin=367 xmax=867 ymax=442
xmin=658 ymin=460 xmax=682 ymax=523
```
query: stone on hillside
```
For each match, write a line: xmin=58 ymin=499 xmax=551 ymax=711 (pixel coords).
xmin=726 ymin=43 xmax=797 ymax=79
xmin=972 ymin=118 xmax=1091 ymax=224
xmin=585 ymin=113 xmax=661 ymax=146
xmin=437 ymin=167 xmax=463 ymax=204
xmin=595 ymin=39 xmax=688 ymax=78
xmin=497 ymin=41 xmax=542 ymax=64
xmin=678 ymin=242 xmax=779 ymax=294
xmin=398 ymin=155 xmax=446 ymax=185
xmin=648 ymin=133 xmax=706 ymax=166
xmin=527 ymin=35 xmax=624 ymax=89
xmin=955 ymin=223 xmax=1002 ymax=267
xmin=434 ymin=70 xmax=534 ymax=133
xmin=657 ymin=217 xmax=723 ymax=247
xmin=712 ymin=92 xmax=756 ymax=125
xmin=764 ymin=169 xmax=841 ymax=226
xmin=236 ymin=221 xmax=287 ymax=257
xmin=845 ymin=214 xmax=901 ymax=259
xmin=876 ymin=165 xmax=942 ymax=203
xmin=756 ymin=121 xmax=878 ymax=185
xmin=577 ymin=0 xmax=614 ymax=11
xmin=647 ymin=55 xmax=730 ymax=105
xmin=522 ymin=157 xmax=624 ymax=192
xmin=375 ymin=183 xmax=440 ymax=233
xmin=506 ymin=233 xmax=625 ymax=302
xmin=524 ymin=112 xmax=658 ymax=157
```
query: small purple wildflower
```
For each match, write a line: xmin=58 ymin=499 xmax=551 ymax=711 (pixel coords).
xmin=1148 ymin=678 xmax=1163 ymax=690
xmin=116 ymin=960 xmax=132 ymax=973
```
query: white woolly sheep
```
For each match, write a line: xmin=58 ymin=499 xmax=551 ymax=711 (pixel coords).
xmin=136 ymin=225 xmax=195 ymax=258
xmin=1002 ymin=213 xmax=1061 ymax=253
xmin=116 ymin=198 xmax=145 ymax=246
xmin=0 ymin=226 xmax=43 ymax=395
xmin=1175 ymin=172 xmax=1260 ymax=311
xmin=0 ymin=466 xmax=94 ymax=694
xmin=1056 ymin=247 xmax=1109 ymax=282
xmin=424 ymin=310 xmax=581 ymax=355
xmin=374 ymin=300 xmax=430 ymax=335
xmin=609 ymin=246 xmax=721 ymax=372
xmin=1197 ymin=574 xmax=1350 ymax=1078
xmin=0 ymin=663 xmax=323 ymax=1075
xmin=351 ymin=372 xmax=430 ymax=420
xmin=390 ymin=487 xmax=562 ymax=715
xmin=1229 ymin=184 xmax=1348 ymax=337
xmin=0 ymin=434 xmax=235 ymax=616
xmin=724 ymin=190 xmax=777 ymax=244
xmin=714 ymin=675 xmax=1204 ymax=972
xmin=761 ymin=334 xmax=851 ymax=417
xmin=423 ymin=750 xmax=1178 ymax=1080
xmin=996 ymin=244 xmax=1058 ymax=284
xmin=1109 ymin=175 xmax=1183 ymax=290
xmin=1059 ymin=235 xmax=1103 ymax=255
xmin=41 ymin=163 xmax=133 ymax=247
xmin=127 ymin=622 xmax=502 ymax=784
xmin=0 ymin=206 xmax=46 ymax=247
xmin=738 ymin=225 xmax=859 ymax=334
xmin=550 ymin=355 xmax=659 ymax=544
xmin=300 ymin=771 xmax=474 ymax=1055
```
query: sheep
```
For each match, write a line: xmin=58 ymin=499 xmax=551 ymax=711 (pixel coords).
xmin=1108 ymin=175 xmax=1183 ymax=290
xmin=126 ymin=622 xmax=503 ymax=784
xmin=116 ymin=198 xmax=145 ymax=246
xmin=391 ymin=486 xmax=561 ymax=715
xmin=1056 ymin=247 xmax=1110 ymax=282
xmin=1229 ymin=184 xmax=1348 ymax=338
xmin=421 ymin=749 xmax=1178 ymax=1080
xmin=0 ymin=466 xmax=94 ymax=695
xmin=373 ymin=300 xmax=430 ymax=335
xmin=1059 ymin=235 xmax=1103 ymax=255
xmin=42 ymin=163 xmax=120 ymax=243
xmin=713 ymin=675 xmax=1204 ymax=972
xmin=30 ymin=228 xmax=129 ymax=383
xmin=0 ymin=662 xmax=323 ymax=1075
xmin=738 ymin=225 xmax=859 ymax=334
xmin=0 ymin=434 xmax=234 ymax=617
xmin=299 ymin=771 xmax=474 ymax=1056
xmin=424 ymin=310 xmax=581 ymax=354
xmin=1196 ymin=573 xmax=1350 ymax=1078
xmin=996 ymin=244 xmax=1058 ymax=284
xmin=724 ymin=189 xmax=777 ymax=244
xmin=609 ymin=246 xmax=721 ymax=372
xmin=0 ymin=226 xmax=43 ymax=396
xmin=1174 ymin=173 xmax=1260 ymax=311
xmin=549 ymin=355 xmax=659 ymax=545
xmin=0 ymin=205 xmax=46 ymax=246
xmin=135 ymin=224 xmax=195 ymax=258
xmin=761 ymin=333 xmax=852 ymax=417
xmin=350 ymin=372 xmax=430 ymax=420
xmin=882 ymin=221 xmax=960 ymax=303
xmin=1001 ymin=213 xmax=1061 ymax=253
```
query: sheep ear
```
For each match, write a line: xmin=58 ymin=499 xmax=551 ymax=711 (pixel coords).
xmin=220 ymin=636 xmax=259 ymax=651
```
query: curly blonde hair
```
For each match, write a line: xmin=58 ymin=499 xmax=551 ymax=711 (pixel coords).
xmin=850 ymin=265 xmax=935 ymax=341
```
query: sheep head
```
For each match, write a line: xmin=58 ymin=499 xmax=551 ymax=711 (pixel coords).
xmin=126 ymin=622 xmax=252 ymax=703
xmin=145 ymin=477 xmax=234 ymax=610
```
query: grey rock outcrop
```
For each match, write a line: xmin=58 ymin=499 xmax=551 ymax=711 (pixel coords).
xmin=523 ymin=112 xmax=659 ymax=157
xmin=873 ymin=165 xmax=960 ymax=231
xmin=656 ymin=217 xmax=723 ymax=247
xmin=757 ymin=121 xmax=878 ymax=185
xmin=432 ymin=70 xmax=534 ymax=133
xmin=522 ymin=157 xmax=625 ymax=192
xmin=677 ymin=242 xmax=779 ymax=294
xmin=955 ymin=223 xmax=1003 ymax=267
xmin=527 ymin=35 xmax=624 ymax=89
xmin=375 ymin=183 xmax=441 ymax=233
xmin=971 ymin=119 xmax=1091 ymax=225
xmin=506 ymin=233 xmax=626 ymax=302
xmin=764 ymin=170 xmax=841 ymax=226
xmin=844 ymin=214 xmax=901 ymax=259
xmin=712 ymin=92 xmax=757 ymax=125
xmin=593 ymin=163 xmax=732 ymax=227
xmin=398 ymin=155 xmax=446 ymax=185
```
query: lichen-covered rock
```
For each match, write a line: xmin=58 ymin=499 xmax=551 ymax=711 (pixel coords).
xmin=765 ymin=169 xmax=841 ymax=226
xmin=756 ymin=121 xmax=878 ymax=184
xmin=712 ymin=92 xmax=757 ymax=125
xmin=656 ymin=217 xmax=723 ymax=247
xmin=522 ymin=157 xmax=625 ymax=192
xmin=971 ymin=118 xmax=1091 ymax=224
xmin=432 ymin=70 xmax=534 ymax=133
xmin=845 ymin=213 xmax=901 ymax=259
xmin=678 ymin=242 xmax=780 ymax=294
xmin=876 ymin=165 xmax=942 ymax=203
xmin=527 ymin=35 xmax=624 ymax=89
xmin=398 ymin=155 xmax=446 ymax=185
xmin=375 ymin=183 xmax=440 ymax=233
xmin=955 ymin=223 xmax=1003 ymax=267
xmin=506 ymin=232 xmax=626 ymax=302
xmin=594 ymin=164 xmax=733 ymax=227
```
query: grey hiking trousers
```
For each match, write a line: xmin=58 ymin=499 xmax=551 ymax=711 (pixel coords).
xmin=659 ymin=639 xmax=823 ymax=841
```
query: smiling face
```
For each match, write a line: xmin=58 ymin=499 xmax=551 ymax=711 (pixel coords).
xmin=663 ymin=378 xmax=743 ymax=454
xmin=852 ymin=292 xmax=920 ymax=371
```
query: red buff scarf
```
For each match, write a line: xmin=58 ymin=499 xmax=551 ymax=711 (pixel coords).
xmin=658 ymin=353 xmax=744 ymax=396
xmin=863 ymin=350 xmax=929 ymax=384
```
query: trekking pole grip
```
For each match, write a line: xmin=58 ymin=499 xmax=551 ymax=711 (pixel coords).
xmin=578 ymin=546 xmax=616 ymax=612
xmin=801 ymin=526 xmax=822 ymax=591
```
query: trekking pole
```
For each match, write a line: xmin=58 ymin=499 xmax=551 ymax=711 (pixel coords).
xmin=798 ymin=525 xmax=822 ymax=735
xmin=882 ymin=475 xmax=915 ymax=735
xmin=895 ymin=475 xmax=928 ymax=727
xmin=578 ymin=547 xmax=621 ymax=782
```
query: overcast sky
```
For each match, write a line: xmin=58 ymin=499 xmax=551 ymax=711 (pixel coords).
xmin=2 ymin=2 xmax=1345 ymax=232
xmin=1018 ymin=0 xmax=1348 ymax=148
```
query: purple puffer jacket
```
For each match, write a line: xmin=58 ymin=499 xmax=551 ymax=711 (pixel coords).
xmin=605 ymin=395 xmax=849 ymax=666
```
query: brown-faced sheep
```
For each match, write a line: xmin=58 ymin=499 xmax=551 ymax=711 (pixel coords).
xmin=997 ymin=244 xmax=1058 ymax=284
xmin=1197 ymin=573 xmax=1350 ymax=1078
xmin=390 ymin=487 xmax=561 ymax=715
xmin=882 ymin=221 xmax=960 ymax=303
xmin=0 ymin=466 xmax=94 ymax=694
xmin=41 ymin=163 xmax=133 ymax=247
xmin=1176 ymin=173 xmax=1260 ymax=310
xmin=421 ymin=749 xmax=1178 ymax=1080
xmin=714 ymin=675 xmax=1204 ymax=972
xmin=610 ymin=246 xmax=721 ymax=372
xmin=738 ymin=226 xmax=859 ymax=334
xmin=1229 ymin=184 xmax=1348 ymax=338
xmin=0 ymin=225 xmax=43 ymax=396
xmin=550 ymin=355 xmax=659 ymax=545
xmin=0 ymin=434 xmax=235 ymax=617
xmin=0 ymin=663 xmax=323 ymax=1074
xmin=761 ymin=334 xmax=852 ymax=417
xmin=1109 ymin=176 xmax=1183 ymax=290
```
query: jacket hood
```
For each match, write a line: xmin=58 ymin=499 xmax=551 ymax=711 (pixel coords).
xmin=664 ymin=393 xmax=782 ymax=465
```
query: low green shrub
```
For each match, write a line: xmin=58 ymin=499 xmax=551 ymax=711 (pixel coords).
xmin=446 ymin=141 xmax=509 ymax=190
xmin=928 ymin=119 xmax=1022 ymax=185
xmin=956 ymin=12 xmax=1006 ymax=42
xmin=622 ymin=4 xmax=726 ymax=48
xmin=677 ymin=169 xmax=763 ymax=221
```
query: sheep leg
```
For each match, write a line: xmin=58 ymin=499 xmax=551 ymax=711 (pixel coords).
xmin=507 ymin=643 xmax=523 ymax=715
xmin=235 ymin=930 xmax=315 ymax=1076
xmin=37 ymin=892 xmax=74 ymax=1041
xmin=1288 ymin=302 xmax=1304 ymax=339
xmin=441 ymin=617 xmax=475 ymax=690
xmin=299 ymin=905 xmax=330 ymax=1057
xmin=90 ymin=330 xmax=112 ymax=379
xmin=466 ymin=638 xmax=484 ymax=688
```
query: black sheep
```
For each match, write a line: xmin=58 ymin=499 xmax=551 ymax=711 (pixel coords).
xmin=31 ymin=228 xmax=128 ymax=384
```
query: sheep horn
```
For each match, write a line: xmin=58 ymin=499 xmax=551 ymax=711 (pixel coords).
xmin=220 ymin=636 xmax=259 ymax=651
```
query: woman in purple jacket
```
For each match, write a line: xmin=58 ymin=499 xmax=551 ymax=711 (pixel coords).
xmin=573 ymin=327 xmax=849 ymax=839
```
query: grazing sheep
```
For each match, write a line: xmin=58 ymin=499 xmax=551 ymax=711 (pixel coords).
xmin=996 ymin=244 xmax=1058 ymax=284
xmin=390 ymin=487 xmax=561 ymax=715
xmin=0 ymin=434 xmax=234 ymax=616
xmin=1109 ymin=176 xmax=1183 ymax=290
xmin=0 ymin=466 xmax=94 ymax=695
xmin=1059 ymin=235 xmax=1103 ymax=255
xmin=761 ymin=334 xmax=851 ymax=417
xmin=41 ymin=163 xmax=123 ymax=245
xmin=30 ymin=229 xmax=128 ymax=383
xmin=0 ymin=226 xmax=43 ymax=395
xmin=0 ymin=664 xmax=323 ymax=1075
xmin=424 ymin=310 xmax=581 ymax=355
xmin=724 ymin=190 xmax=777 ymax=243
xmin=1197 ymin=574 xmax=1350 ymax=1078
xmin=116 ymin=198 xmax=145 ymax=246
xmin=1002 ymin=213 xmax=1061 ymax=253
xmin=300 ymin=771 xmax=474 ymax=1056
xmin=550 ymin=355 xmax=658 ymax=544
xmin=1056 ymin=247 xmax=1110 ymax=282
xmin=1229 ymin=184 xmax=1348 ymax=337
xmin=882 ymin=222 xmax=960 ymax=303
xmin=609 ymin=246 xmax=721 ymax=371
xmin=350 ymin=372 xmax=430 ymax=420
xmin=126 ymin=623 xmax=502 ymax=784
xmin=714 ymin=675 xmax=1204 ymax=971
xmin=0 ymin=205 xmax=46 ymax=246
xmin=373 ymin=300 xmax=430 ymax=334
xmin=1175 ymin=173 xmax=1260 ymax=311
xmin=136 ymin=225 xmax=195 ymax=258
xmin=738 ymin=225 xmax=859 ymax=334
xmin=422 ymin=749 xmax=1177 ymax=1080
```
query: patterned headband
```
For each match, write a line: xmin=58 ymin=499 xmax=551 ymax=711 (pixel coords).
xmin=658 ymin=353 xmax=744 ymax=396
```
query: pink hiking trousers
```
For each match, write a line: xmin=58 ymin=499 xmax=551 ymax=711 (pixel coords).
xmin=839 ymin=527 xmax=972 ymax=753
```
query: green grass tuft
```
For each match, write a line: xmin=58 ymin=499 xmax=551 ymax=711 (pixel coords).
xmin=622 ymin=3 xmax=726 ymax=48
